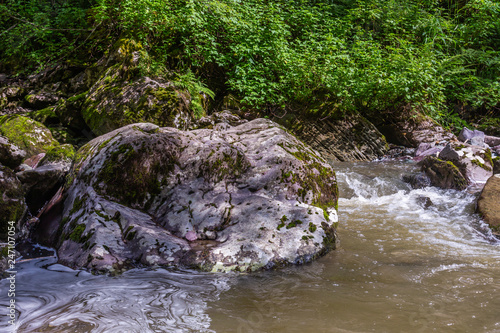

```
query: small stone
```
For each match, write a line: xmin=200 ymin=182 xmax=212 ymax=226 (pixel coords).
xmin=438 ymin=144 xmax=459 ymax=162
xmin=403 ymin=173 xmax=431 ymax=189
xmin=485 ymin=136 xmax=500 ymax=147
xmin=458 ymin=127 xmax=485 ymax=143
xmin=416 ymin=196 xmax=433 ymax=209
xmin=185 ymin=231 xmax=198 ymax=241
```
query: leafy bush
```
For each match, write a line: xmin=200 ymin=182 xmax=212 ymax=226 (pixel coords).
xmin=1 ymin=0 xmax=499 ymax=127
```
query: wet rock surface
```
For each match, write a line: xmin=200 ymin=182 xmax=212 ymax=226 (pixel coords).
xmin=476 ymin=174 xmax=500 ymax=237
xmin=420 ymin=156 xmax=468 ymax=190
xmin=55 ymin=119 xmax=339 ymax=273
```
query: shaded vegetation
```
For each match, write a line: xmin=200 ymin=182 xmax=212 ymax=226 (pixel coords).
xmin=1 ymin=0 xmax=499 ymax=129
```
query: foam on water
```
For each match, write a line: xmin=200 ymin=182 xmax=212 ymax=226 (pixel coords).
xmin=337 ymin=161 xmax=500 ymax=259
xmin=0 ymin=255 xmax=231 ymax=333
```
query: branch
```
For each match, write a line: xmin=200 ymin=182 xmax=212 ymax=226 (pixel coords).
xmin=0 ymin=24 xmax=18 ymax=37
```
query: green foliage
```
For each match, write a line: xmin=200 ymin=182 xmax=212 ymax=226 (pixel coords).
xmin=173 ymin=70 xmax=214 ymax=119
xmin=1 ymin=0 xmax=499 ymax=126
xmin=0 ymin=0 xmax=94 ymax=72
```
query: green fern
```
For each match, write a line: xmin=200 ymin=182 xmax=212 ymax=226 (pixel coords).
xmin=173 ymin=70 xmax=214 ymax=119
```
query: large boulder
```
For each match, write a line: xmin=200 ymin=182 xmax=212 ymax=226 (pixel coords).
xmin=476 ymin=174 xmax=500 ymax=237
xmin=82 ymin=74 xmax=192 ymax=136
xmin=0 ymin=165 xmax=27 ymax=240
xmin=81 ymin=39 xmax=193 ymax=136
xmin=0 ymin=115 xmax=59 ymax=156
xmin=55 ymin=119 xmax=339 ymax=273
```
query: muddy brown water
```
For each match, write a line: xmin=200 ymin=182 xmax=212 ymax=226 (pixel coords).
xmin=1 ymin=161 xmax=499 ymax=332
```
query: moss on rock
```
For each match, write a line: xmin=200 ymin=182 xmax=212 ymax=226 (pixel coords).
xmin=42 ymin=144 xmax=76 ymax=164
xmin=0 ymin=115 xmax=59 ymax=156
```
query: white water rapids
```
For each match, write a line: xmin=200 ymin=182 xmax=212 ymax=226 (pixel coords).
xmin=1 ymin=160 xmax=499 ymax=332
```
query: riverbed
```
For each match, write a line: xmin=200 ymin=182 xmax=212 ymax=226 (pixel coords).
xmin=1 ymin=160 xmax=499 ymax=332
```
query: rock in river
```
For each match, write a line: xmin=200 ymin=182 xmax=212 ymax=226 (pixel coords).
xmin=476 ymin=174 xmax=500 ymax=237
xmin=55 ymin=119 xmax=339 ymax=273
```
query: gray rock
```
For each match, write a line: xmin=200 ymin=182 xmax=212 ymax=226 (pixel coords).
xmin=470 ymin=136 xmax=487 ymax=148
xmin=414 ymin=146 xmax=443 ymax=162
xmin=445 ymin=144 xmax=493 ymax=184
xmin=402 ymin=173 xmax=431 ymax=189
xmin=17 ymin=160 xmax=72 ymax=213
xmin=458 ymin=127 xmax=485 ymax=143
xmin=485 ymin=136 xmax=500 ymax=147
xmin=24 ymin=90 xmax=61 ymax=109
xmin=416 ymin=196 xmax=433 ymax=209
xmin=438 ymin=144 xmax=459 ymax=162
xmin=493 ymin=158 xmax=500 ymax=174
xmin=415 ymin=142 xmax=432 ymax=156
xmin=193 ymin=110 xmax=248 ymax=129
xmin=16 ymin=145 xmax=74 ymax=213
xmin=421 ymin=142 xmax=494 ymax=188
xmin=380 ymin=116 xmax=456 ymax=148
xmin=0 ymin=136 xmax=26 ymax=168
xmin=55 ymin=119 xmax=339 ymax=274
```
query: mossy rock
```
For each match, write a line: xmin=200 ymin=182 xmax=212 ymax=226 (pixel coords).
xmin=421 ymin=156 xmax=468 ymax=190
xmin=0 ymin=115 xmax=59 ymax=156
xmin=27 ymin=106 xmax=59 ymax=125
xmin=54 ymin=92 xmax=88 ymax=130
xmin=0 ymin=165 xmax=27 ymax=240
xmin=41 ymin=144 xmax=76 ymax=164
xmin=82 ymin=72 xmax=192 ymax=136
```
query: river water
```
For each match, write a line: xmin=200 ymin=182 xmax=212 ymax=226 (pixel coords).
xmin=1 ymin=161 xmax=499 ymax=332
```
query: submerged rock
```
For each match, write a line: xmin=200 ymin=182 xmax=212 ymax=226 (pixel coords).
xmin=476 ymin=174 xmax=500 ymax=237
xmin=416 ymin=196 xmax=433 ymax=209
xmin=402 ymin=173 xmax=431 ymax=189
xmin=55 ymin=119 xmax=339 ymax=273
